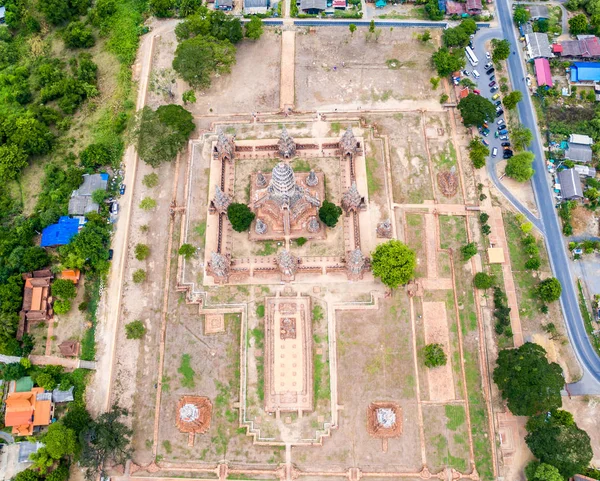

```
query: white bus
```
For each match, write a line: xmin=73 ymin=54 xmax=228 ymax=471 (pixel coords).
xmin=465 ymin=46 xmax=479 ymax=67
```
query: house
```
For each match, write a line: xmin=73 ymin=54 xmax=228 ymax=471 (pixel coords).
xmin=243 ymin=0 xmax=269 ymax=13
xmin=215 ymin=0 xmax=233 ymax=9
xmin=4 ymin=388 xmax=53 ymax=436
xmin=569 ymin=133 xmax=594 ymax=145
xmin=58 ymin=340 xmax=80 ymax=357
xmin=534 ymin=58 xmax=553 ymax=87
xmin=40 ymin=216 xmax=79 ymax=247
xmin=300 ymin=0 xmax=327 ymax=12
xmin=445 ymin=0 xmax=465 ymax=14
xmin=528 ymin=4 xmax=549 ymax=20
xmin=566 ymin=143 xmax=593 ymax=163
xmin=68 ymin=173 xmax=108 ymax=216
xmin=570 ymin=62 xmax=600 ymax=83
xmin=558 ymin=168 xmax=584 ymax=200
xmin=557 ymin=36 xmax=600 ymax=59
xmin=52 ymin=386 xmax=75 ymax=403
xmin=525 ymin=33 xmax=554 ymax=59
xmin=332 ymin=0 xmax=346 ymax=8
xmin=18 ymin=270 xmax=54 ymax=340
xmin=59 ymin=269 xmax=81 ymax=285
xmin=574 ymin=165 xmax=597 ymax=177
xmin=487 ymin=247 xmax=505 ymax=264
xmin=465 ymin=0 xmax=482 ymax=15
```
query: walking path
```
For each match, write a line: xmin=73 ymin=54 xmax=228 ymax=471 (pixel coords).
xmin=280 ymin=31 xmax=295 ymax=110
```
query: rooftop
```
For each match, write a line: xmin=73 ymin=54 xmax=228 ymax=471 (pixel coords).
xmin=569 ymin=133 xmax=594 ymax=145
xmin=558 ymin=168 xmax=584 ymax=199
xmin=570 ymin=62 xmax=600 ymax=82
xmin=487 ymin=247 xmax=505 ymax=264
xmin=528 ymin=4 xmax=549 ymax=18
xmin=534 ymin=57 xmax=553 ymax=87
xmin=300 ymin=0 xmax=327 ymax=9
xmin=525 ymin=32 xmax=554 ymax=59
xmin=40 ymin=216 xmax=79 ymax=247
xmin=566 ymin=143 xmax=593 ymax=163
xmin=72 ymin=173 xmax=109 ymax=197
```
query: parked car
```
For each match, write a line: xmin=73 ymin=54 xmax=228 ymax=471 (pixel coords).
xmin=494 ymin=131 xmax=499 ymax=138
xmin=111 ymin=202 xmax=119 ymax=215
xmin=482 ymin=122 xmax=489 ymax=129
xmin=498 ymin=128 xmax=508 ymax=135
xmin=108 ymin=249 xmax=114 ymax=261
xmin=492 ymin=147 xmax=498 ymax=157
xmin=486 ymin=68 xmax=495 ymax=75
xmin=499 ymin=135 xmax=509 ymax=140
xmin=489 ymin=81 xmax=496 ymax=87
xmin=474 ymin=89 xmax=481 ymax=95
xmin=489 ymin=75 xmax=495 ymax=81
xmin=490 ymin=86 xmax=499 ymax=93
xmin=526 ymin=76 xmax=531 ymax=86
xmin=482 ymin=139 xmax=489 ymax=146
xmin=494 ymin=100 xmax=502 ymax=106
xmin=463 ymin=70 xmax=471 ymax=76
xmin=485 ymin=62 xmax=493 ymax=69
xmin=472 ymin=70 xmax=480 ymax=79
xmin=496 ymin=109 xmax=504 ymax=117
xmin=497 ymin=118 xmax=505 ymax=125
xmin=482 ymin=128 xmax=490 ymax=136
xmin=119 ymin=184 xmax=126 ymax=195
xmin=503 ymin=151 xmax=513 ymax=159
xmin=501 ymin=142 xmax=511 ymax=147
xmin=486 ymin=51 xmax=491 ymax=60
xmin=492 ymin=93 xmax=500 ymax=100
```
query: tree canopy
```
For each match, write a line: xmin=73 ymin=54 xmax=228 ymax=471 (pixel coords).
xmin=173 ymin=34 xmax=236 ymax=90
xmin=492 ymin=39 xmax=511 ymax=63
xmin=431 ymin=47 xmax=465 ymax=77
xmin=457 ymin=94 xmax=497 ymax=127
xmin=245 ymin=16 xmax=263 ymax=40
xmin=318 ymin=200 xmax=342 ymax=228
xmin=468 ymin=138 xmax=489 ymax=169
xmin=525 ymin=462 xmax=563 ymax=481
xmin=569 ymin=14 xmax=589 ymax=35
xmin=511 ymin=125 xmax=533 ymax=150
xmin=52 ymin=279 xmax=77 ymax=300
xmin=537 ymin=277 xmax=562 ymax=302
xmin=442 ymin=19 xmax=477 ymax=48
xmin=473 ymin=272 xmax=495 ymax=289
xmin=63 ymin=21 xmax=95 ymax=49
xmin=423 ymin=343 xmax=447 ymax=368
xmin=136 ymin=104 xmax=195 ymax=167
xmin=227 ymin=203 xmax=255 ymax=232
xmin=505 ymin=151 xmax=535 ymax=182
xmin=513 ymin=5 xmax=530 ymax=24
xmin=503 ymin=90 xmax=523 ymax=110
xmin=371 ymin=240 xmax=416 ymax=289
xmin=493 ymin=342 xmax=564 ymax=416
xmin=525 ymin=410 xmax=593 ymax=478
xmin=460 ymin=242 xmax=478 ymax=260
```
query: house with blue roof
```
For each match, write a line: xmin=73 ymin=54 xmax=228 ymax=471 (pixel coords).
xmin=570 ymin=62 xmax=600 ymax=83
xmin=40 ymin=216 xmax=80 ymax=247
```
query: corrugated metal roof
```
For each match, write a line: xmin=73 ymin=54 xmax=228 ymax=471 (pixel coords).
xmin=534 ymin=58 xmax=553 ymax=87
xmin=72 ymin=173 xmax=108 ymax=197
xmin=52 ymin=386 xmax=75 ymax=403
xmin=570 ymin=62 xmax=600 ymax=82
xmin=566 ymin=143 xmax=593 ymax=163
xmin=526 ymin=33 xmax=554 ymax=58
xmin=569 ymin=134 xmax=594 ymax=145
xmin=300 ymin=0 xmax=327 ymax=10
xmin=558 ymin=168 xmax=584 ymax=199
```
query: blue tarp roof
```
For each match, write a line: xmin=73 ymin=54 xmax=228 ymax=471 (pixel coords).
xmin=570 ymin=62 xmax=600 ymax=82
xmin=438 ymin=0 xmax=447 ymax=13
xmin=40 ymin=216 xmax=79 ymax=247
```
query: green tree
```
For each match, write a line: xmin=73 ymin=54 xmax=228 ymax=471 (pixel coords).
xmin=569 ymin=14 xmax=589 ymax=35
xmin=349 ymin=23 xmax=357 ymax=35
xmin=53 ymin=299 xmax=72 ymax=315
xmin=460 ymin=77 xmax=477 ymax=88
xmin=14 ymin=470 xmax=41 ymax=481
xmin=474 ymin=272 xmax=495 ymax=289
xmin=132 ymin=269 xmax=146 ymax=283
xmin=80 ymin=406 xmax=132 ymax=480
xmin=513 ymin=5 xmax=530 ymax=24
xmin=178 ymin=243 xmax=196 ymax=259
xmin=0 ymin=144 xmax=28 ymax=181
xmin=461 ymin=242 xmax=478 ymax=260
xmin=537 ymin=277 xmax=562 ymax=302
xmin=535 ymin=18 xmax=550 ymax=33
xmin=63 ymin=21 xmax=95 ymax=49
xmin=525 ymin=410 xmax=593 ymax=478
xmin=136 ymin=105 xmax=195 ymax=167
xmin=442 ymin=25 xmax=470 ymax=47
xmin=492 ymin=39 xmax=511 ymax=63
xmin=425 ymin=0 xmax=444 ymax=20
xmin=182 ymin=89 xmax=196 ymax=104
xmin=431 ymin=47 xmax=465 ymax=77
xmin=149 ymin=0 xmax=176 ymax=16
xmin=371 ymin=240 xmax=416 ymax=289
xmin=419 ymin=30 xmax=431 ymax=42
xmin=423 ymin=343 xmax=447 ymax=368
xmin=125 ymin=320 xmax=146 ymax=339
xmin=62 ymin=405 xmax=93 ymax=435
xmin=245 ymin=16 xmax=263 ymax=40
xmin=45 ymin=464 xmax=70 ymax=481
xmin=41 ymin=422 xmax=77 ymax=460
xmin=142 ymin=172 xmax=159 ymax=188
xmin=91 ymin=189 xmax=109 ymax=205
xmin=139 ymin=197 xmax=157 ymax=210
xmin=318 ymin=200 xmax=343 ymax=228
xmin=59 ymin=219 xmax=111 ymax=273
xmin=468 ymin=138 xmax=489 ymax=168
xmin=0 ymin=362 xmax=27 ymax=381
xmin=430 ymin=77 xmax=440 ymax=90
xmin=52 ymin=279 xmax=77 ymax=300
xmin=440 ymin=93 xmax=449 ymax=104
xmin=227 ymin=203 xmax=255 ymax=232
xmin=505 ymin=151 xmax=535 ymax=182
xmin=511 ymin=125 xmax=533 ymax=150
xmin=134 ymin=243 xmax=150 ymax=261
xmin=493 ymin=342 xmax=564 ymax=416
xmin=369 ymin=19 xmax=375 ymax=33
xmin=525 ymin=461 xmax=563 ymax=481
xmin=503 ymin=90 xmax=523 ymax=110
xmin=457 ymin=93 xmax=497 ymax=127
xmin=80 ymin=143 xmax=113 ymax=169
xmin=172 ymin=35 xmax=236 ymax=90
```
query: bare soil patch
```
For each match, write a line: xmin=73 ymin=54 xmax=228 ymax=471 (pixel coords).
xmin=422 ymin=302 xmax=455 ymax=402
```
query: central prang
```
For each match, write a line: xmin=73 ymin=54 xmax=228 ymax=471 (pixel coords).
xmin=250 ymin=161 xmax=325 ymax=240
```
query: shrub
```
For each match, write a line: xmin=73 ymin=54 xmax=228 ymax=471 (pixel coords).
xmin=227 ymin=203 xmax=255 ymax=232
xmin=52 ymin=279 xmax=77 ymax=299
xmin=460 ymin=242 xmax=477 ymax=260
xmin=80 ymin=143 xmax=113 ymax=169
xmin=256 ymin=304 xmax=265 ymax=318
xmin=132 ymin=269 xmax=146 ymax=283
xmin=537 ymin=277 xmax=562 ymax=303
xmin=473 ymin=272 xmax=495 ymax=289
xmin=125 ymin=320 xmax=146 ymax=339
xmin=135 ymin=243 xmax=150 ymax=261
xmin=53 ymin=299 xmax=72 ymax=315
xmin=423 ymin=343 xmax=447 ymax=368
xmin=178 ymin=243 xmax=196 ymax=259
xmin=139 ymin=197 xmax=157 ymax=210
xmin=296 ymin=237 xmax=307 ymax=246
xmin=142 ymin=172 xmax=159 ymax=188
xmin=318 ymin=200 xmax=343 ymax=228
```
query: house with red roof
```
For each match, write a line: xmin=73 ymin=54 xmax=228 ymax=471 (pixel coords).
xmin=534 ymin=57 xmax=553 ymax=87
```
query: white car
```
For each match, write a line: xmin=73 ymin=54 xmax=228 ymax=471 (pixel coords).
xmin=497 ymin=118 xmax=505 ymax=126
xmin=486 ymin=51 xmax=491 ymax=60
xmin=472 ymin=70 xmax=480 ymax=79
xmin=492 ymin=147 xmax=498 ymax=157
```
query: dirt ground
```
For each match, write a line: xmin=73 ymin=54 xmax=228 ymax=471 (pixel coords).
xmin=294 ymin=27 xmax=442 ymax=112
xmin=563 ymin=396 xmax=600 ymax=466
xmin=571 ymin=204 xmax=600 ymax=237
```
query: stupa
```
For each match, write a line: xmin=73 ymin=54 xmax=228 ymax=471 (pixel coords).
xmin=341 ymin=182 xmax=363 ymax=214
xmin=346 ymin=248 xmax=367 ymax=281
xmin=278 ymin=127 xmax=296 ymax=159
xmin=306 ymin=170 xmax=318 ymax=187
xmin=377 ymin=219 xmax=393 ymax=238
xmin=277 ymin=250 xmax=298 ymax=280
xmin=215 ymin=130 xmax=235 ymax=163
xmin=340 ymin=127 xmax=359 ymax=160
xmin=206 ymin=252 xmax=230 ymax=284
xmin=210 ymin=185 xmax=231 ymax=215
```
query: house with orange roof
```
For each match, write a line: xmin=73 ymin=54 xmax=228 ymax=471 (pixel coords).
xmin=18 ymin=270 xmax=54 ymax=340
xmin=58 ymin=269 xmax=81 ymax=285
xmin=4 ymin=388 xmax=53 ymax=436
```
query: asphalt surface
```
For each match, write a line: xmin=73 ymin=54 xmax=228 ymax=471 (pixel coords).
xmin=487 ymin=0 xmax=600 ymax=393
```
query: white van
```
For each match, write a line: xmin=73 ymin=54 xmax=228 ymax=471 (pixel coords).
xmin=472 ymin=70 xmax=480 ymax=79
xmin=492 ymin=147 xmax=498 ymax=158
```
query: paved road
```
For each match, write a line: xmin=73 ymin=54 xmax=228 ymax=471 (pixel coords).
xmin=494 ymin=0 xmax=600 ymax=394
xmin=261 ymin=18 xmax=491 ymax=28
xmin=468 ymin=28 xmax=544 ymax=231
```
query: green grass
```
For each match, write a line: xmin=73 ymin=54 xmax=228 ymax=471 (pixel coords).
xmin=162 ymin=440 xmax=172 ymax=454
xmin=578 ymin=280 xmax=600 ymax=356
xmin=366 ymin=155 xmax=381 ymax=195
xmin=255 ymin=241 xmax=278 ymax=256
xmin=178 ymin=354 xmax=196 ymax=388
xmin=330 ymin=122 xmax=342 ymax=135
xmin=256 ymin=304 xmax=265 ymax=318
xmin=445 ymin=405 xmax=466 ymax=430
xmin=292 ymin=158 xmax=311 ymax=172
xmin=81 ymin=276 xmax=102 ymax=361
xmin=312 ymin=304 xmax=324 ymax=322
xmin=195 ymin=221 xmax=207 ymax=238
